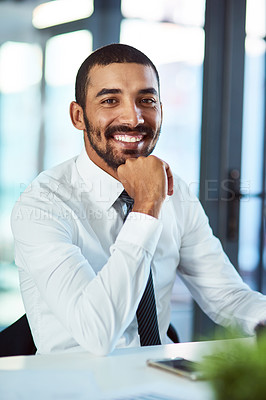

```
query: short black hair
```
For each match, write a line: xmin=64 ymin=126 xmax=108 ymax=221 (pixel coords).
xmin=75 ymin=43 xmax=160 ymax=110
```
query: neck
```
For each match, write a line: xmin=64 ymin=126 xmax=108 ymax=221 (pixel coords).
xmin=84 ymin=142 xmax=119 ymax=181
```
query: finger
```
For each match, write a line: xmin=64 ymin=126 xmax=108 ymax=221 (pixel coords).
xmin=162 ymin=161 xmax=174 ymax=196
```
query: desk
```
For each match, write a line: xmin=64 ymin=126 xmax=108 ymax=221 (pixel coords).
xmin=0 ymin=339 xmax=252 ymax=399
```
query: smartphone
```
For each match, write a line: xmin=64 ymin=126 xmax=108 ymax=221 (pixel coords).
xmin=147 ymin=357 xmax=204 ymax=381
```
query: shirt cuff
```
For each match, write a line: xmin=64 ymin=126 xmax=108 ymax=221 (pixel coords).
xmin=115 ymin=212 xmax=163 ymax=256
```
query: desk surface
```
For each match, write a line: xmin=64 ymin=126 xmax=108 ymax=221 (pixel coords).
xmin=0 ymin=339 xmax=253 ymax=400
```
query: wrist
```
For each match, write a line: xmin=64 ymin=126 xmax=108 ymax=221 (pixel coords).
xmin=132 ymin=201 xmax=162 ymax=219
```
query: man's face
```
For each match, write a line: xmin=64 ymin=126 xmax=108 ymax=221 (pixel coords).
xmin=82 ymin=63 xmax=162 ymax=176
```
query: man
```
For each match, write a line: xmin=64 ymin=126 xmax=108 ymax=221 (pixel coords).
xmin=11 ymin=44 xmax=266 ymax=355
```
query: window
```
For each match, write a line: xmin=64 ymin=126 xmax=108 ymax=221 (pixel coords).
xmin=0 ymin=41 xmax=42 ymax=325
xmin=238 ymin=0 xmax=266 ymax=290
xmin=44 ymin=30 xmax=92 ymax=169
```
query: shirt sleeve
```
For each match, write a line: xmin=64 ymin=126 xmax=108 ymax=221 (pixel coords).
xmin=11 ymin=194 xmax=163 ymax=356
xmin=177 ymin=182 xmax=266 ymax=335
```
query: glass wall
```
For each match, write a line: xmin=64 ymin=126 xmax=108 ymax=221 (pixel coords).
xmin=0 ymin=41 xmax=42 ymax=325
xmin=238 ymin=0 xmax=266 ymax=290
xmin=44 ymin=30 xmax=92 ymax=169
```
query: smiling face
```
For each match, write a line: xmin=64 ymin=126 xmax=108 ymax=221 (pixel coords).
xmin=70 ymin=62 xmax=162 ymax=178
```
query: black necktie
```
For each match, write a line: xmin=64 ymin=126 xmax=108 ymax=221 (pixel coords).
xmin=119 ymin=190 xmax=134 ymax=221
xmin=119 ymin=190 xmax=161 ymax=346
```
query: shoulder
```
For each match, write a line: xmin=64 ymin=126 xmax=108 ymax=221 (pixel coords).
xmin=39 ymin=155 xmax=79 ymax=187
xmin=11 ymin=155 xmax=79 ymax=222
xmin=165 ymin=173 xmax=208 ymax=226
xmin=171 ymin=173 xmax=199 ymax=204
xmin=19 ymin=155 xmax=78 ymax=201
xmin=11 ymin=156 xmax=80 ymax=238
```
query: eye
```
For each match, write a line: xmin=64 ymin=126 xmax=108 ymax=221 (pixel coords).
xmin=141 ymin=98 xmax=157 ymax=105
xmin=101 ymin=98 xmax=117 ymax=105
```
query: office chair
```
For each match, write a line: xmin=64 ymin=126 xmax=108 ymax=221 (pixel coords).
xmin=0 ymin=314 xmax=36 ymax=357
xmin=167 ymin=323 xmax=179 ymax=343
xmin=0 ymin=313 xmax=179 ymax=357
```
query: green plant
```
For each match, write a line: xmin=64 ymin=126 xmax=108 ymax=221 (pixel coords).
xmin=200 ymin=334 xmax=266 ymax=400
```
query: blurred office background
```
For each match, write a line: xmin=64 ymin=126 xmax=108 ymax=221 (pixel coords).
xmin=0 ymin=0 xmax=265 ymax=341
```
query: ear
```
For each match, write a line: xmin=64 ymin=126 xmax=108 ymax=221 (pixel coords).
xmin=160 ymin=101 xmax=163 ymax=122
xmin=69 ymin=101 xmax=86 ymax=131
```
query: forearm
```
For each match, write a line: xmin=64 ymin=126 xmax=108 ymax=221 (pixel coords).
xmin=13 ymin=208 xmax=162 ymax=355
xmin=179 ymin=234 xmax=266 ymax=336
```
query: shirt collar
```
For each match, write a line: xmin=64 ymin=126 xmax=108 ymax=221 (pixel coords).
xmin=75 ymin=148 xmax=124 ymax=211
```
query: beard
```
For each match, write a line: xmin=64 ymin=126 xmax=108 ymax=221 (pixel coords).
xmin=83 ymin=113 xmax=161 ymax=170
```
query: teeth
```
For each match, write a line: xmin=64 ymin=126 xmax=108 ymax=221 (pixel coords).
xmin=114 ymin=134 xmax=142 ymax=143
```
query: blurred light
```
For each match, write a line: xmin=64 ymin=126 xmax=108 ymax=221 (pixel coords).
xmin=120 ymin=20 xmax=205 ymax=66
xmin=122 ymin=0 xmax=164 ymax=21
xmin=245 ymin=37 xmax=266 ymax=57
xmin=121 ymin=0 xmax=205 ymax=28
xmin=45 ymin=30 xmax=92 ymax=86
xmin=246 ymin=0 xmax=266 ymax=38
xmin=0 ymin=42 xmax=42 ymax=93
xmin=32 ymin=0 xmax=94 ymax=29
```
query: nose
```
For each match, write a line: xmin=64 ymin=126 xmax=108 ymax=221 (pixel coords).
xmin=118 ymin=101 xmax=144 ymax=127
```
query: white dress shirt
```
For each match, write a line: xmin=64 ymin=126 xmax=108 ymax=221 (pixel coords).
xmin=11 ymin=149 xmax=266 ymax=355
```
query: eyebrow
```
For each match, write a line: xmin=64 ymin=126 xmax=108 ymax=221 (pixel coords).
xmin=96 ymin=88 xmax=121 ymax=97
xmin=95 ymin=87 xmax=159 ymax=98
xmin=138 ymin=88 xmax=159 ymax=96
